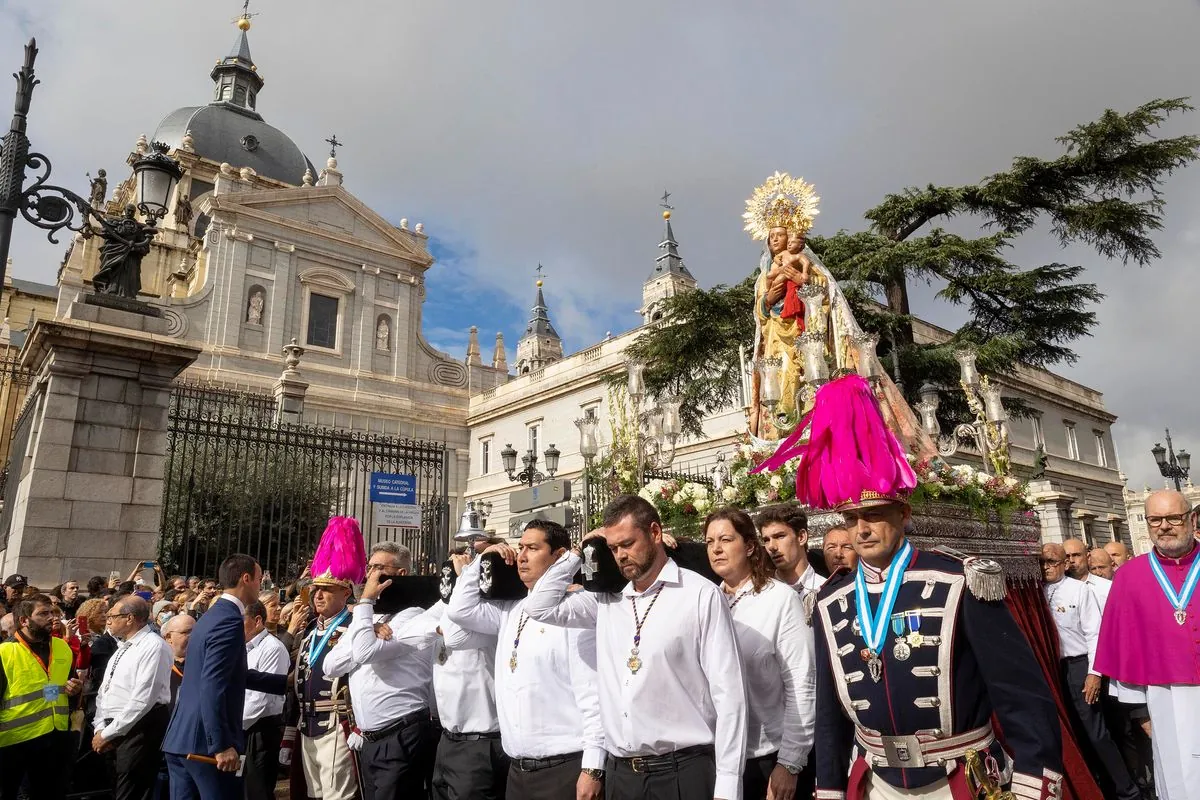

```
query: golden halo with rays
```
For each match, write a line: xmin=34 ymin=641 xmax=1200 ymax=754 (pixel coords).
xmin=743 ymin=171 xmax=820 ymax=241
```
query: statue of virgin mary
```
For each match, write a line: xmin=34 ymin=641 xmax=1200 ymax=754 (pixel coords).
xmin=744 ymin=172 xmax=932 ymax=457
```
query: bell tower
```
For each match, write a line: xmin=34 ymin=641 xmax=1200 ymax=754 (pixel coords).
xmin=639 ymin=196 xmax=696 ymax=325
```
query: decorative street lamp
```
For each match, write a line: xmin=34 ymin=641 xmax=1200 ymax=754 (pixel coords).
xmin=1151 ymin=429 xmax=1190 ymax=492
xmin=913 ymin=345 xmax=1012 ymax=476
xmin=501 ymin=441 xmax=561 ymax=488
xmin=0 ymin=39 xmax=182 ymax=296
xmin=575 ymin=412 xmax=601 ymax=530
xmin=625 ymin=361 xmax=680 ymax=484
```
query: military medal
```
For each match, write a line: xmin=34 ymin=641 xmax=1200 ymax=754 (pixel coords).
xmin=904 ymin=610 xmax=924 ymax=648
xmin=854 ymin=540 xmax=913 ymax=684
xmin=509 ymin=612 xmax=531 ymax=672
xmin=891 ymin=614 xmax=911 ymax=661
xmin=1148 ymin=548 xmax=1200 ymax=627
xmin=628 ymin=583 xmax=665 ymax=675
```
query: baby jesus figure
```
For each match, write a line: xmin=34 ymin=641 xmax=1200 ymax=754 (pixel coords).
xmin=765 ymin=230 xmax=812 ymax=322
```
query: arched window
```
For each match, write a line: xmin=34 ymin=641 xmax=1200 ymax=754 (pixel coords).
xmin=193 ymin=212 xmax=210 ymax=241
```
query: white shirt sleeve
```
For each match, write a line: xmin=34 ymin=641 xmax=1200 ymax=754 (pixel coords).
xmin=774 ymin=589 xmax=816 ymax=769
xmin=1078 ymin=583 xmax=1103 ymax=676
xmin=446 ymin=559 xmax=504 ymax=635
xmin=349 ymin=605 xmax=425 ymax=664
xmin=697 ymin=586 xmax=748 ymax=800
xmin=322 ymin=626 xmax=355 ymax=678
xmin=243 ymin=637 xmax=289 ymax=727
xmin=523 ymin=551 xmax=599 ymax=629
xmin=567 ymin=626 xmax=607 ymax=770
xmin=99 ymin=637 xmax=172 ymax=741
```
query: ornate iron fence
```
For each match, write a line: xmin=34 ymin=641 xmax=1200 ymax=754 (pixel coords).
xmin=159 ymin=384 xmax=450 ymax=583
xmin=568 ymin=461 xmax=716 ymax=539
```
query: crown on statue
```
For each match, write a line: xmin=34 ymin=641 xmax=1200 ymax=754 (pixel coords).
xmin=743 ymin=172 xmax=820 ymax=241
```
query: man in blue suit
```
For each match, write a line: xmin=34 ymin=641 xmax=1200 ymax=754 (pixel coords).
xmin=162 ymin=554 xmax=287 ymax=800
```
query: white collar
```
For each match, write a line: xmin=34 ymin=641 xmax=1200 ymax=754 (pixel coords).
xmin=219 ymin=593 xmax=246 ymax=614
xmin=119 ymin=625 xmax=151 ymax=647
xmin=621 ymin=558 xmax=681 ymax=597
xmin=246 ymin=629 xmax=270 ymax=650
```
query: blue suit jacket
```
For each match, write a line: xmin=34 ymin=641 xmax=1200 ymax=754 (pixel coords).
xmin=161 ymin=596 xmax=286 ymax=756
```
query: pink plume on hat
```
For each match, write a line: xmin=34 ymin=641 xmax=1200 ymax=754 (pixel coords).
xmin=311 ymin=516 xmax=367 ymax=586
xmin=753 ymin=375 xmax=916 ymax=510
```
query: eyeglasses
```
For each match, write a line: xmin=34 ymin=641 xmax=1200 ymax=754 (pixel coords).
xmin=1040 ymin=559 xmax=1064 ymax=566
xmin=104 ymin=612 xmax=132 ymax=620
xmin=1147 ymin=514 xmax=1190 ymax=528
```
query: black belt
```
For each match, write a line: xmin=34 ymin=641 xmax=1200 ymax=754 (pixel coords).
xmin=442 ymin=729 xmax=501 ymax=742
xmin=511 ymin=751 xmax=582 ymax=772
xmin=360 ymin=708 xmax=429 ymax=742
xmin=1062 ymin=654 xmax=1088 ymax=663
xmin=611 ymin=744 xmax=714 ymax=774
xmin=100 ymin=704 xmax=168 ymax=732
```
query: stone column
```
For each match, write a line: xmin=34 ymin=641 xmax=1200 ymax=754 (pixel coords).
xmin=0 ymin=296 xmax=200 ymax=586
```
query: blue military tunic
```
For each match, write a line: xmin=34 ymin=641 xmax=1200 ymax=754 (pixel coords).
xmin=813 ymin=549 xmax=1063 ymax=800
xmin=296 ymin=614 xmax=352 ymax=738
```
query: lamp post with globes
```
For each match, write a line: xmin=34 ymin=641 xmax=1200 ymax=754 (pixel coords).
xmin=625 ymin=361 xmax=681 ymax=485
xmin=0 ymin=40 xmax=183 ymax=292
xmin=500 ymin=441 xmax=561 ymax=488
xmin=1151 ymin=429 xmax=1190 ymax=492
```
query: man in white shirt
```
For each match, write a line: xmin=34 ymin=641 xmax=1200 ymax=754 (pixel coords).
xmin=522 ymin=495 xmax=748 ymax=800
xmin=243 ymin=600 xmax=290 ymax=800
xmin=1104 ymin=540 xmax=1131 ymax=571
xmin=383 ymin=557 xmax=508 ymax=800
xmin=1041 ymin=543 xmax=1140 ymax=800
xmin=92 ymin=595 xmax=173 ymax=800
xmin=447 ymin=520 xmax=606 ymax=800
xmin=1088 ymin=548 xmax=1115 ymax=581
xmin=326 ymin=542 xmax=433 ymax=800
xmin=757 ymin=503 xmax=824 ymax=594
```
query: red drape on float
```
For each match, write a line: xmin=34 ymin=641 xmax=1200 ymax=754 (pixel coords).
xmin=1001 ymin=583 xmax=1103 ymax=800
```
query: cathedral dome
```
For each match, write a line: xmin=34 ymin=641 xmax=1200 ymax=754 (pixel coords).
xmin=153 ymin=105 xmax=314 ymax=185
xmin=152 ymin=22 xmax=314 ymax=186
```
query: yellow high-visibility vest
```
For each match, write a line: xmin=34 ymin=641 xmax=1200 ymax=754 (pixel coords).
xmin=0 ymin=636 xmax=71 ymax=747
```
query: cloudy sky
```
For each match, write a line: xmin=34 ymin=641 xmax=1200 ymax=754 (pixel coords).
xmin=4 ymin=0 xmax=1199 ymax=491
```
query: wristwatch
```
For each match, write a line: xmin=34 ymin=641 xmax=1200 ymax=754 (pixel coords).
xmin=581 ymin=768 xmax=606 ymax=780
xmin=781 ymin=762 xmax=801 ymax=776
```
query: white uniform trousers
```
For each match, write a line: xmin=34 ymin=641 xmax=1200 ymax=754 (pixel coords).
xmin=301 ymin=727 xmax=358 ymax=800
xmin=864 ymin=774 xmax=954 ymax=799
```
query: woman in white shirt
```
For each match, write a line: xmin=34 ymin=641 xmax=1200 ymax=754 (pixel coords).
xmin=703 ymin=507 xmax=816 ymax=800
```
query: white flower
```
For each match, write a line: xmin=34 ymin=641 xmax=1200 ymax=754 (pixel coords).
xmin=694 ymin=498 xmax=711 ymax=513
xmin=671 ymin=492 xmax=684 ymax=505
xmin=721 ymin=486 xmax=737 ymax=502
xmin=638 ymin=487 xmax=654 ymax=502
xmin=689 ymin=483 xmax=709 ymax=500
xmin=904 ymin=453 xmax=917 ymax=464
xmin=755 ymin=489 xmax=771 ymax=505
xmin=769 ymin=475 xmax=784 ymax=490
xmin=1003 ymin=476 xmax=1019 ymax=489
xmin=951 ymin=464 xmax=974 ymax=478
xmin=619 ymin=469 xmax=634 ymax=483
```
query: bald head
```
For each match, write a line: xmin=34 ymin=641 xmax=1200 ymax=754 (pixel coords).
xmin=1104 ymin=540 xmax=1130 ymax=569
xmin=117 ymin=595 xmax=150 ymax=623
xmin=1041 ymin=543 xmax=1068 ymax=583
xmin=0 ymin=613 xmax=13 ymax=638
xmin=1062 ymin=537 xmax=1089 ymax=579
xmin=1088 ymin=549 xmax=1114 ymax=581
xmin=1145 ymin=489 xmax=1196 ymax=559
xmin=161 ymin=613 xmax=194 ymax=660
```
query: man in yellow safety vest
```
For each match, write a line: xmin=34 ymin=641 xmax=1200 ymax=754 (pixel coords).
xmin=0 ymin=592 xmax=83 ymax=799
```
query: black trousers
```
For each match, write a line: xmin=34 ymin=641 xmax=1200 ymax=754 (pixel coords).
xmin=507 ymin=753 xmax=581 ymax=800
xmin=107 ymin=704 xmax=171 ymax=800
xmin=605 ymin=748 xmax=716 ymax=800
xmin=1061 ymin=656 xmax=1140 ymax=800
xmin=432 ymin=732 xmax=508 ymax=800
xmin=0 ymin=730 xmax=71 ymax=800
xmin=359 ymin=713 xmax=431 ymax=800
xmin=743 ymin=753 xmax=777 ymax=800
xmin=242 ymin=714 xmax=284 ymax=800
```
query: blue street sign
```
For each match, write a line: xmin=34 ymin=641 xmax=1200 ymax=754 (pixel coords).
xmin=370 ymin=473 xmax=417 ymax=504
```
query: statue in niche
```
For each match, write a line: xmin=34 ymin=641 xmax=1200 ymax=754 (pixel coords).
xmin=87 ymin=169 xmax=107 ymax=209
xmin=174 ymin=192 xmax=193 ymax=229
xmin=91 ymin=205 xmax=157 ymax=299
xmin=376 ymin=317 xmax=390 ymax=351
xmin=246 ymin=289 xmax=265 ymax=325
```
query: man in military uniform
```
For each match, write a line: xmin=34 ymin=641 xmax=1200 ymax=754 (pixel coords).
xmin=813 ymin=495 xmax=1064 ymax=799
xmin=292 ymin=521 xmax=363 ymax=800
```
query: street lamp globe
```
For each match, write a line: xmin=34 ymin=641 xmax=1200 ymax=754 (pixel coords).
xmin=543 ymin=443 xmax=561 ymax=477
xmin=132 ymin=142 xmax=183 ymax=219
xmin=1151 ymin=441 xmax=1168 ymax=468
xmin=659 ymin=399 xmax=682 ymax=441
xmin=1177 ymin=449 xmax=1191 ymax=474
xmin=575 ymin=416 xmax=600 ymax=461
xmin=626 ymin=362 xmax=646 ymax=404
xmin=500 ymin=443 xmax=518 ymax=477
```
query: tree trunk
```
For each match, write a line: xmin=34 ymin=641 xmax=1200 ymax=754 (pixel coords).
xmin=885 ymin=276 xmax=915 ymax=347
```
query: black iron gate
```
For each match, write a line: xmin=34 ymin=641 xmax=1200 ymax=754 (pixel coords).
xmin=159 ymin=384 xmax=450 ymax=582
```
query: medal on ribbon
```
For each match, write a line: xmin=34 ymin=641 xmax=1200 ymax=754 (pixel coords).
xmin=905 ymin=610 xmax=924 ymax=648
xmin=854 ymin=541 xmax=914 ymax=683
xmin=1148 ymin=549 xmax=1200 ymax=626
xmin=891 ymin=614 xmax=911 ymax=662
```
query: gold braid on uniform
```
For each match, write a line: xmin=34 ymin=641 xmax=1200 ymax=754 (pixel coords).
xmin=933 ymin=546 xmax=1008 ymax=602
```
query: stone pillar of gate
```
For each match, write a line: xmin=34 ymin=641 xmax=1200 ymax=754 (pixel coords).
xmin=0 ymin=295 xmax=200 ymax=586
